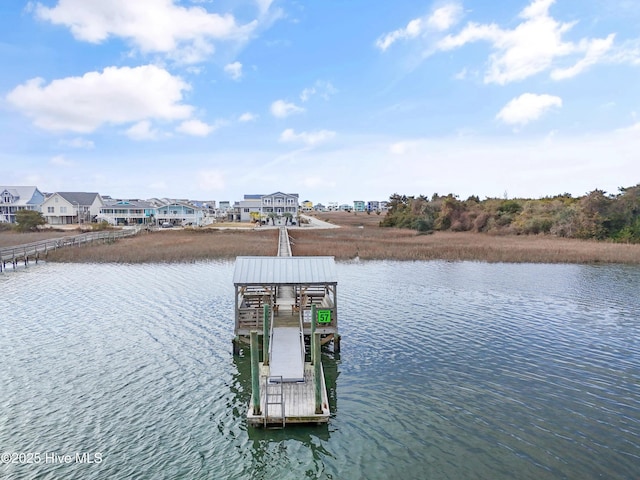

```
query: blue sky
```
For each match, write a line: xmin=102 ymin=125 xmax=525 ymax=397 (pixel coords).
xmin=1 ymin=0 xmax=639 ymax=204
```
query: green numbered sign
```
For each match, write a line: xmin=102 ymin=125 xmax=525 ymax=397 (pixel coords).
xmin=317 ymin=309 xmax=331 ymax=324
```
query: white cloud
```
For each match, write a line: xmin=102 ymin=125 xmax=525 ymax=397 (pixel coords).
xmin=496 ymin=93 xmax=562 ymax=126
xmin=437 ymin=0 xmax=615 ymax=84
xmin=279 ymin=128 xmax=335 ymax=146
xmin=270 ymin=100 xmax=305 ymax=118
xmin=34 ymin=0 xmax=258 ymax=64
xmin=300 ymin=80 xmax=337 ymax=102
xmin=176 ymin=119 xmax=218 ymax=136
xmin=427 ymin=3 xmax=464 ymax=31
xmin=300 ymin=87 xmax=316 ymax=102
xmin=376 ymin=2 xmax=463 ymax=51
xmin=50 ymin=155 xmax=73 ymax=166
xmin=126 ymin=120 xmax=160 ymax=140
xmin=551 ymin=34 xmax=615 ymax=80
xmin=453 ymin=67 xmax=468 ymax=80
xmin=224 ymin=61 xmax=243 ymax=80
xmin=6 ymin=65 xmax=193 ymax=133
xmin=197 ymin=169 xmax=225 ymax=191
xmin=239 ymin=112 xmax=258 ymax=122
xmin=59 ymin=137 xmax=95 ymax=149
xmin=256 ymin=0 xmax=274 ymax=15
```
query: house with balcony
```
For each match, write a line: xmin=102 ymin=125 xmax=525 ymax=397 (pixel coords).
xmin=260 ymin=192 xmax=299 ymax=224
xmin=154 ymin=199 xmax=204 ymax=226
xmin=98 ymin=199 xmax=155 ymax=226
xmin=0 ymin=186 xmax=45 ymax=223
xmin=42 ymin=192 xmax=103 ymax=225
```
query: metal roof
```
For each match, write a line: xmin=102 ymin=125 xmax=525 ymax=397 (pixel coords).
xmin=56 ymin=192 xmax=100 ymax=206
xmin=233 ymin=256 xmax=337 ymax=285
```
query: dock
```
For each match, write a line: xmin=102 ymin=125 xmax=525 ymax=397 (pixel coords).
xmin=232 ymin=227 xmax=338 ymax=427
xmin=0 ymin=228 xmax=142 ymax=272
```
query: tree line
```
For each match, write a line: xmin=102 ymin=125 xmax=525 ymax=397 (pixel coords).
xmin=380 ymin=185 xmax=640 ymax=243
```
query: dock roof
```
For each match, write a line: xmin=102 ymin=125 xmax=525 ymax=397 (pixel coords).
xmin=233 ymin=256 xmax=337 ymax=285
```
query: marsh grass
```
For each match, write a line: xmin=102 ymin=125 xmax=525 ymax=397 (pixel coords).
xmin=295 ymin=212 xmax=640 ymax=264
xmin=0 ymin=230 xmax=73 ymax=247
xmin=43 ymin=229 xmax=278 ymax=263
xmin=3 ymin=212 xmax=639 ymax=264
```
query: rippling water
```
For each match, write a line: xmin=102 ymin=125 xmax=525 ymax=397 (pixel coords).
xmin=1 ymin=260 xmax=639 ymax=479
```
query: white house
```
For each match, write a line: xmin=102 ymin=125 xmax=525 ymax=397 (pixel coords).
xmin=0 ymin=186 xmax=45 ymax=223
xmin=98 ymin=199 xmax=156 ymax=226
xmin=42 ymin=192 xmax=103 ymax=225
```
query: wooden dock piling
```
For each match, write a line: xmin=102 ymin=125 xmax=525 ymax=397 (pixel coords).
xmin=250 ymin=331 xmax=261 ymax=416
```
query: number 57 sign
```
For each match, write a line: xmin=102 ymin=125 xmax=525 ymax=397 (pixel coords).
xmin=317 ymin=309 xmax=332 ymax=324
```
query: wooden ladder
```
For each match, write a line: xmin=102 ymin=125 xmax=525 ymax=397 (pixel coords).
xmin=264 ymin=376 xmax=285 ymax=428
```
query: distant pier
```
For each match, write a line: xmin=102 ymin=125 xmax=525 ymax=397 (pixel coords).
xmin=0 ymin=228 xmax=141 ymax=272
xmin=232 ymin=227 xmax=338 ymax=427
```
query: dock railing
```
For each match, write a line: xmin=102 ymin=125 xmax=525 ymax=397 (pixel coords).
xmin=0 ymin=227 xmax=143 ymax=271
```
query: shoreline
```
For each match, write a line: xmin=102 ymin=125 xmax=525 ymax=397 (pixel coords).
xmin=1 ymin=212 xmax=639 ymax=265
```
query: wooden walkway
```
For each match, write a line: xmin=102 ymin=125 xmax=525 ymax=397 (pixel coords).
xmin=0 ymin=228 xmax=142 ymax=272
xmin=269 ymin=227 xmax=305 ymax=382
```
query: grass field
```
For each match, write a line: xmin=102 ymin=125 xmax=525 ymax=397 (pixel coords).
xmin=1 ymin=212 xmax=639 ymax=264
xmin=294 ymin=212 xmax=640 ymax=263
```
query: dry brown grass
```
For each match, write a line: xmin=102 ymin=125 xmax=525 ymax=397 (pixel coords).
xmin=44 ymin=228 xmax=279 ymax=263
xmin=294 ymin=212 xmax=640 ymax=264
xmin=4 ymin=211 xmax=639 ymax=264
xmin=0 ymin=230 xmax=75 ymax=247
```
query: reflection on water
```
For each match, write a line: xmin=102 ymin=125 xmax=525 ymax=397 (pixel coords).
xmin=1 ymin=260 xmax=639 ymax=479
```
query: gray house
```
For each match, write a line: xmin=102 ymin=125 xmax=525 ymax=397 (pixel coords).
xmin=260 ymin=192 xmax=299 ymax=224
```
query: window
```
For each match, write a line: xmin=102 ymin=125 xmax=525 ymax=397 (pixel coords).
xmin=47 ymin=207 xmax=54 ymax=213
xmin=244 ymin=208 xmax=250 ymax=213
xmin=60 ymin=206 xmax=67 ymax=213
xmin=2 ymin=194 xmax=11 ymax=203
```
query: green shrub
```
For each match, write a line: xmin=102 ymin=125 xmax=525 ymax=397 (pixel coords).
xmin=91 ymin=221 xmax=112 ymax=231
xmin=14 ymin=210 xmax=46 ymax=232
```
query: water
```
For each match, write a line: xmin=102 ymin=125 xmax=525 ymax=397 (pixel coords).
xmin=1 ymin=260 xmax=639 ymax=479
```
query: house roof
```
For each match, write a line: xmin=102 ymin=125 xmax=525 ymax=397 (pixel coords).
xmin=55 ymin=192 xmax=100 ymax=206
xmin=0 ymin=186 xmax=43 ymax=205
xmin=263 ymin=191 xmax=299 ymax=198
xmin=103 ymin=199 xmax=154 ymax=208
xmin=233 ymin=256 xmax=337 ymax=285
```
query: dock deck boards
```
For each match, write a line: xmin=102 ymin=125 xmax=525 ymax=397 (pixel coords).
xmin=247 ymin=363 xmax=331 ymax=425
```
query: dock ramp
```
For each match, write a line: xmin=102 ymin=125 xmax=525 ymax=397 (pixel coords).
xmin=269 ymin=327 xmax=305 ymax=382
